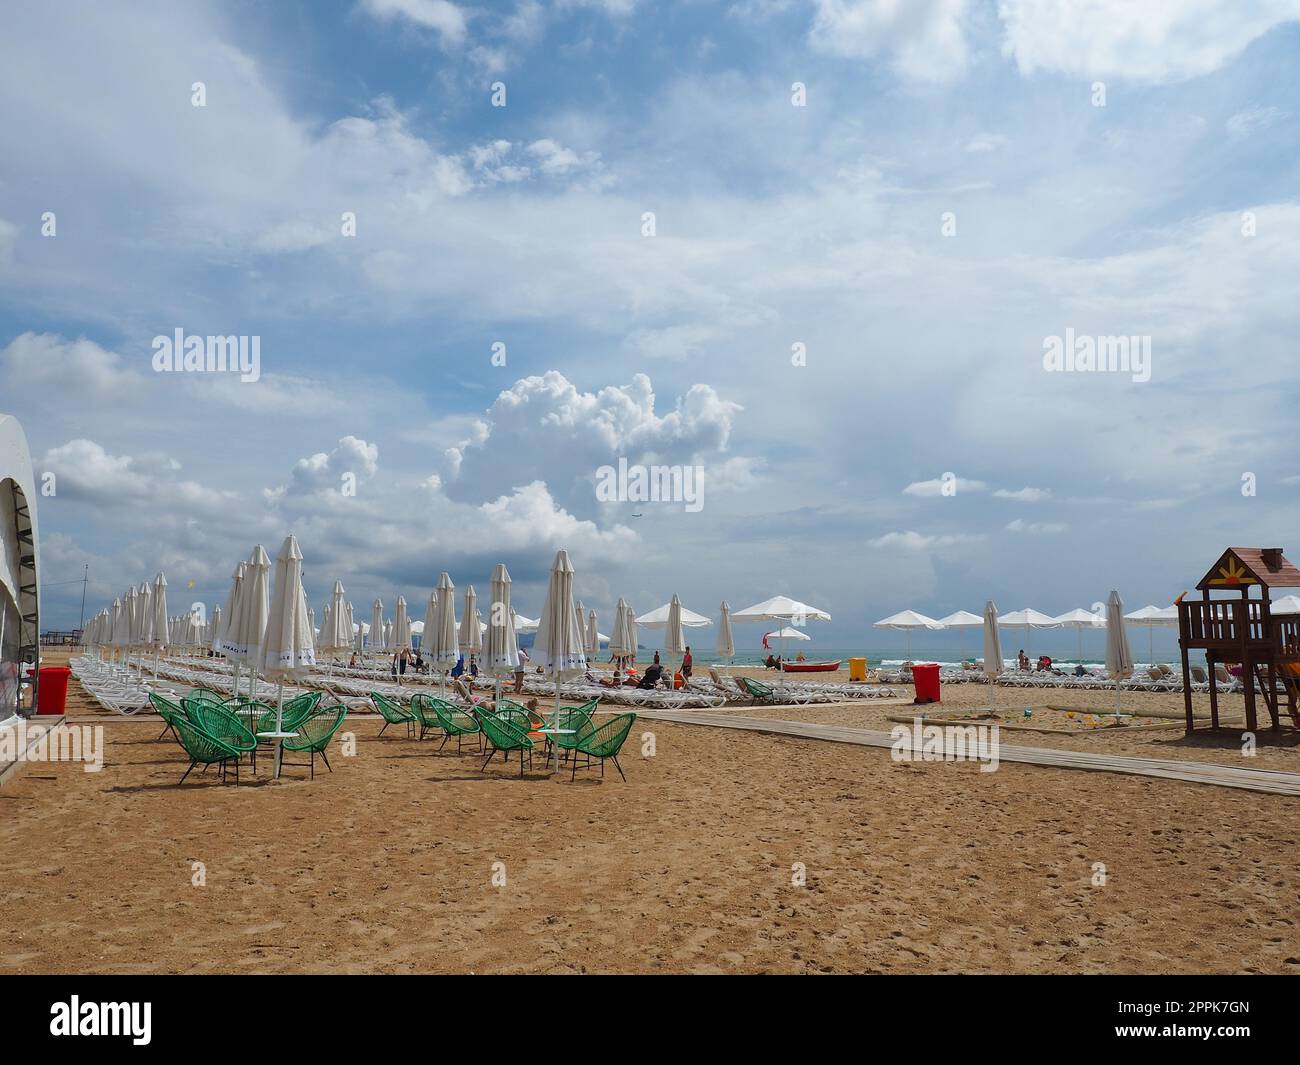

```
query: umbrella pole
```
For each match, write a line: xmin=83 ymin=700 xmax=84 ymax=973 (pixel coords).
xmin=274 ymin=682 xmax=285 ymax=779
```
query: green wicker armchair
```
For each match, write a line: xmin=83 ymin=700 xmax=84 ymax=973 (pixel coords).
xmin=183 ymin=698 xmax=259 ymax=771
xmin=429 ymin=698 xmax=482 ymax=753
xmin=281 ymin=705 xmax=349 ymax=779
xmin=172 ymin=716 xmax=244 ymax=785
xmin=474 ymin=707 xmax=533 ymax=777
xmin=149 ymin=691 xmax=186 ymax=743
xmin=737 ymin=676 xmax=777 ymax=704
xmin=370 ymin=691 xmax=416 ymax=737
xmin=408 ymin=693 xmax=446 ymax=741
xmin=571 ymin=712 xmax=636 ymax=782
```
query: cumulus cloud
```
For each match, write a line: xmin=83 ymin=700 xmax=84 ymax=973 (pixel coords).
xmin=446 ymin=371 xmax=745 ymax=506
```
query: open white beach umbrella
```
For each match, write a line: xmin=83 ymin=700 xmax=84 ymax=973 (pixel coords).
xmin=1053 ymin=606 xmax=1107 ymax=664
xmin=765 ymin=626 xmax=811 ymax=641
xmin=982 ymin=600 xmax=1003 ymax=707
xmin=217 ymin=560 xmax=245 ymax=655
xmin=1272 ymin=595 xmax=1300 ymax=614
xmin=534 ymin=549 xmax=588 ymax=753
xmin=261 ymin=534 xmax=317 ymax=776
xmin=1105 ymin=590 xmax=1135 ymax=716
xmin=369 ymin=599 xmax=384 ymax=654
xmin=394 ymin=595 xmax=412 ymax=652
xmin=484 ymin=564 xmax=520 ymax=704
xmin=735 ymin=594 xmax=831 ymax=684
xmin=996 ymin=607 xmax=1059 ymax=660
xmin=715 ymin=601 xmax=735 ymax=663
xmin=513 ymin=612 xmax=539 ymax=634
xmin=637 ymin=601 xmax=712 ymax=628
xmin=936 ymin=609 xmax=983 ymax=663
xmin=459 ymin=585 xmax=482 ymax=658
xmin=1123 ymin=603 xmax=1178 ymax=665
xmin=873 ymin=609 xmax=941 ymax=659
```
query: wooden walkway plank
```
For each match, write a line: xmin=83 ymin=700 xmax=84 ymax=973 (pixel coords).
xmin=636 ymin=711 xmax=1300 ymax=796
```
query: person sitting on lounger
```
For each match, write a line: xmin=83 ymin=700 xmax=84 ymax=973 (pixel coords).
xmin=1017 ymin=649 xmax=1030 ymax=671
xmin=638 ymin=663 xmax=664 ymax=689
xmin=1073 ymin=663 xmax=1087 ymax=677
xmin=764 ymin=654 xmax=779 ymax=669
xmin=452 ymin=677 xmax=494 ymax=712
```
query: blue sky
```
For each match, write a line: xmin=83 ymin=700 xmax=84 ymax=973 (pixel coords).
xmin=3 ymin=0 xmax=1300 ymax=647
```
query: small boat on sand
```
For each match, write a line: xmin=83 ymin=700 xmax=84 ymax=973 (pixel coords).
xmin=780 ymin=660 xmax=842 ymax=673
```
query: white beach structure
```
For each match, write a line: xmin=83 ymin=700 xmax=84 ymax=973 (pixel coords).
xmin=0 ymin=415 xmax=39 ymax=726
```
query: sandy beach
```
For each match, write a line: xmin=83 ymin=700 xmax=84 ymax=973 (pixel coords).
xmin=3 ymin=653 xmax=1299 ymax=975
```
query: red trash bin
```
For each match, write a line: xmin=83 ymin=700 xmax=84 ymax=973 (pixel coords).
xmin=27 ymin=665 xmax=73 ymax=714
xmin=912 ymin=662 xmax=941 ymax=704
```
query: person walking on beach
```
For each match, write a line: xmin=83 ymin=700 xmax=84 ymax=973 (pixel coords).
xmin=653 ymin=650 xmax=661 ymax=667
xmin=681 ymin=646 xmax=693 ymax=683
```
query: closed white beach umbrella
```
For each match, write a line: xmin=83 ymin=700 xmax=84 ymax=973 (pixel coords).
xmin=110 ymin=596 xmax=129 ymax=659
xmin=534 ymin=549 xmax=587 ymax=756
xmin=715 ymin=601 xmax=735 ymax=663
xmin=484 ymin=564 xmax=520 ymax=706
xmin=320 ymin=580 xmax=351 ymax=657
xmin=369 ymin=598 xmax=384 ymax=654
xmin=210 ymin=605 xmax=221 ymax=647
xmin=663 ymin=594 xmax=686 ymax=657
xmin=459 ymin=585 xmax=482 ymax=657
xmin=608 ymin=598 xmax=634 ymax=665
xmin=150 ymin=572 xmax=169 ymax=674
xmin=420 ymin=589 xmax=439 ymax=655
xmin=217 ymin=561 xmax=245 ymax=655
xmin=872 ymin=609 xmax=940 ymax=659
xmin=429 ymin=573 xmax=460 ymax=684
xmin=123 ymin=586 xmax=139 ymax=655
xmin=982 ymin=599 xmax=1003 ymax=708
xmin=138 ymin=582 xmax=153 ymax=648
xmin=383 ymin=619 xmax=392 ymax=649
xmin=573 ymin=599 xmax=587 ymax=656
xmin=586 ymin=609 xmax=599 ymax=658
xmin=232 ymin=545 xmax=272 ymax=697
xmin=393 ymin=595 xmax=412 ymax=652
xmin=261 ymin=534 xmax=317 ymax=776
xmin=1105 ymin=589 xmax=1135 ymax=717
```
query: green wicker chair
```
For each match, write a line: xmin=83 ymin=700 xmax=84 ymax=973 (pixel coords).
xmin=737 ymin=676 xmax=777 ymax=704
xmin=187 ymin=686 xmax=233 ymax=707
xmin=149 ymin=691 xmax=186 ymax=743
xmin=183 ymin=698 xmax=259 ymax=771
xmin=172 ymin=716 xmax=244 ymax=785
xmin=547 ymin=705 xmax=597 ymax=767
xmin=571 ymin=712 xmax=636 ymax=782
xmin=428 ymin=698 xmax=482 ymax=753
xmin=280 ymin=705 xmax=348 ymax=779
xmin=408 ymin=693 xmax=446 ymax=741
xmin=370 ymin=691 xmax=416 ymax=737
xmin=474 ymin=707 xmax=533 ymax=777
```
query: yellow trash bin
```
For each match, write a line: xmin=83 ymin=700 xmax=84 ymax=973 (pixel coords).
xmin=848 ymin=657 xmax=867 ymax=682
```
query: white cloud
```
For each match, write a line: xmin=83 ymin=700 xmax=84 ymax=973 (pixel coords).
xmin=999 ymin=0 xmax=1300 ymax=83
xmin=994 ymin=486 xmax=1050 ymax=502
xmin=809 ymin=0 xmax=970 ymax=83
xmin=868 ymin=530 xmax=983 ymax=549
xmin=1006 ymin=518 xmax=1066 ymax=534
xmin=965 ymin=133 xmax=1008 ymax=153
xmin=42 ymin=440 xmax=153 ymax=503
xmin=1226 ymin=105 xmax=1289 ymax=137
xmin=903 ymin=476 xmax=987 ymax=497
xmin=360 ymin=0 xmax=468 ymax=46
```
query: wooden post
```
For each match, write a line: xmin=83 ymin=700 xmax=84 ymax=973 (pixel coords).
xmin=1180 ymin=619 xmax=1193 ymax=733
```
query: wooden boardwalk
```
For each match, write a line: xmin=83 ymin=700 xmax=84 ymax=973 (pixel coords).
xmin=636 ymin=710 xmax=1300 ymax=796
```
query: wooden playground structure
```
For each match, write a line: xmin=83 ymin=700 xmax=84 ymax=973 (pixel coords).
xmin=1178 ymin=547 xmax=1300 ymax=733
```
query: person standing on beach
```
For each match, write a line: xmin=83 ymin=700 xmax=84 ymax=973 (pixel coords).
xmin=681 ymin=646 xmax=693 ymax=683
